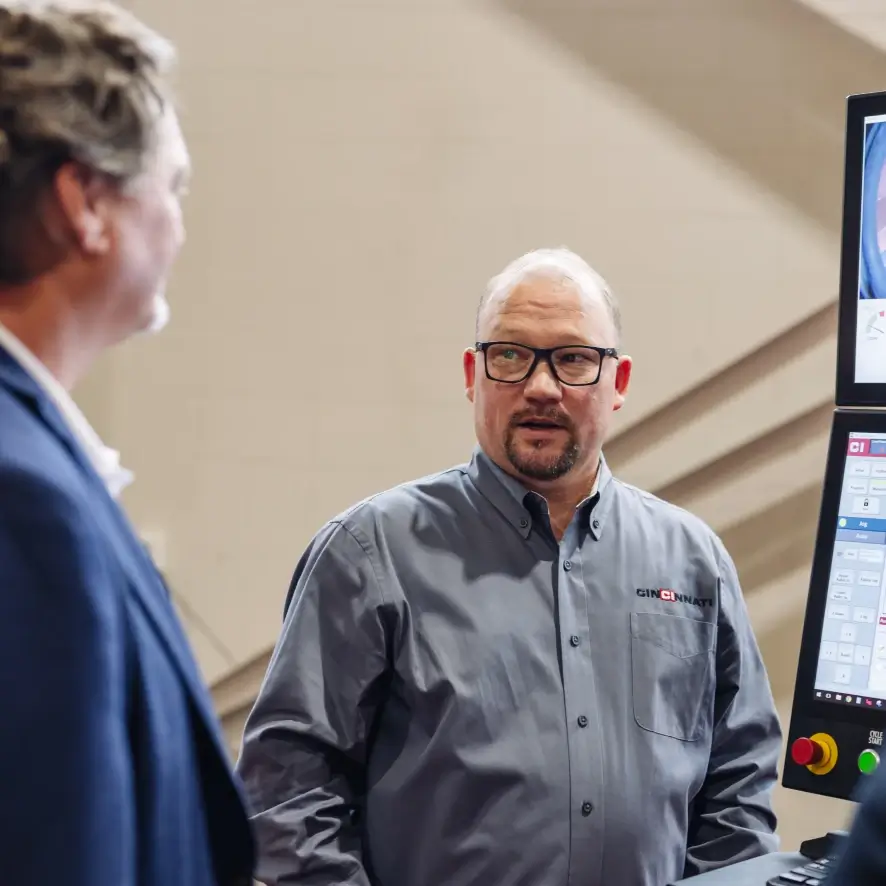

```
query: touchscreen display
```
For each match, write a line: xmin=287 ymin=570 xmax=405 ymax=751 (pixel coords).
xmin=814 ymin=431 xmax=886 ymax=708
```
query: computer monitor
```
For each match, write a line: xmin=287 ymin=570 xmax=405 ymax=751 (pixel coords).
xmin=785 ymin=409 xmax=886 ymax=799
xmin=837 ymin=91 xmax=886 ymax=405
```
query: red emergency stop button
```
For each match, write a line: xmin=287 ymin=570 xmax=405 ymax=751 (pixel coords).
xmin=791 ymin=737 xmax=825 ymax=766
xmin=791 ymin=732 xmax=838 ymax=774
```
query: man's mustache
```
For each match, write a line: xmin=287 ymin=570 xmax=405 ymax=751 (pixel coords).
xmin=508 ymin=410 xmax=574 ymax=432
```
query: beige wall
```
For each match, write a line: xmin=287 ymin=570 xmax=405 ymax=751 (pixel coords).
xmin=79 ymin=0 xmax=886 ymax=853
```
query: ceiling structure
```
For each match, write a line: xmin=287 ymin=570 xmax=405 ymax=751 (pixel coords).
xmin=799 ymin=0 xmax=886 ymax=53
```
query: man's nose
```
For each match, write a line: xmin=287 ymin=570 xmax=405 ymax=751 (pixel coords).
xmin=523 ymin=359 xmax=563 ymax=401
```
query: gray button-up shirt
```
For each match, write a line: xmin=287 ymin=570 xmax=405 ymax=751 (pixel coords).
xmin=237 ymin=449 xmax=781 ymax=886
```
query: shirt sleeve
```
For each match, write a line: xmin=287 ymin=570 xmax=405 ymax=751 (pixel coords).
xmin=235 ymin=519 xmax=394 ymax=886
xmin=683 ymin=537 xmax=782 ymax=877
xmin=0 ymin=465 xmax=135 ymax=886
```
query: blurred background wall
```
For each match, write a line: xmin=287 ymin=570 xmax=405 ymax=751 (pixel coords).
xmin=78 ymin=0 xmax=886 ymax=851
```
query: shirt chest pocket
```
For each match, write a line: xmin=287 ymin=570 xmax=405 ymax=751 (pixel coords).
xmin=630 ymin=612 xmax=715 ymax=742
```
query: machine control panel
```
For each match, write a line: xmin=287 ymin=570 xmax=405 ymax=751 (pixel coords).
xmin=785 ymin=716 xmax=885 ymax=796
xmin=784 ymin=411 xmax=886 ymax=800
xmin=670 ymin=89 xmax=886 ymax=886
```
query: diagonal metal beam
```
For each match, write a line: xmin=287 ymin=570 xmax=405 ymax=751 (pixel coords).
xmin=719 ymin=483 xmax=820 ymax=593
xmin=495 ymin=0 xmax=886 ymax=234
xmin=604 ymin=301 xmax=836 ymax=470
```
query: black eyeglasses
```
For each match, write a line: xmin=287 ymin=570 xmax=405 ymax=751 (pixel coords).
xmin=475 ymin=341 xmax=618 ymax=386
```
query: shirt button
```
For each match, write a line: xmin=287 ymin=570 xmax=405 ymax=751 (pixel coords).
xmin=581 ymin=801 xmax=593 ymax=816
xmin=577 ymin=715 xmax=588 ymax=728
xmin=569 ymin=634 xmax=580 ymax=647
xmin=563 ymin=560 xmax=572 ymax=571
xmin=592 ymin=519 xmax=600 ymax=530
xmin=519 ymin=518 xmax=529 ymax=528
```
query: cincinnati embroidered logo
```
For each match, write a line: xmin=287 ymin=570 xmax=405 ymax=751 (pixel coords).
xmin=635 ymin=587 xmax=714 ymax=609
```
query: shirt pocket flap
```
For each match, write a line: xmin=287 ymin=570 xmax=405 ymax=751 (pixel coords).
xmin=630 ymin=612 xmax=715 ymax=659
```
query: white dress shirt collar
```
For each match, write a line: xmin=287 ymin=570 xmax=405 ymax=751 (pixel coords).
xmin=0 ymin=324 xmax=133 ymax=498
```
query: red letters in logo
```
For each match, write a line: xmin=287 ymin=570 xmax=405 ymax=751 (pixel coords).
xmin=660 ymin=589 xmax=676 ymax=602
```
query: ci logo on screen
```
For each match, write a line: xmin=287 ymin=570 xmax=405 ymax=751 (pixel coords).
xmin=636 ymin=587 xmax=714 ymax=609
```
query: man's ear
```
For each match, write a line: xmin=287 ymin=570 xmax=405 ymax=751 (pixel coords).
xmin=612 ymin=354 xmax=632 ymax=412
xmin=463 ymin=347 xmax=477 ymax=403
xmin=52 ymin=163 xmax=112 ymax=256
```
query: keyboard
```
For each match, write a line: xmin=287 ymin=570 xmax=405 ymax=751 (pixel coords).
xmin=766 ymin=855 xmax=833 ymax=885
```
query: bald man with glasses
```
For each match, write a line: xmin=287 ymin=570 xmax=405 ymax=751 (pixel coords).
xmin=237 ymin=248 xmax=781 ymax=886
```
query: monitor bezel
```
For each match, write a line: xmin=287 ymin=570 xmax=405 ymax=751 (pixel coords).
xmin=837 ymin=90 xmax=886 ymax=406
xmin=792 ymin=409 xmax=886 ymax=727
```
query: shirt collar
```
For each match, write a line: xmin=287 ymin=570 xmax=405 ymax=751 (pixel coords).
xmin=0 ymin=325 xmax=133 ymax=498
xmin=467 ymin=446 xmax=613 ymax=540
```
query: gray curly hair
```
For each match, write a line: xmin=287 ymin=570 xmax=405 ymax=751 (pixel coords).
xmin=0 ymin=0 xmax=176 ymax=284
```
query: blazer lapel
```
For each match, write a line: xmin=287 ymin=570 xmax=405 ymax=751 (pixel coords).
xmin=0 ymin=347 xmax=97 ymax=477
xmin=0 ymin=346 xmax=229 ymax=759
xmin=91 ymin=493 xmax=228 ymax=749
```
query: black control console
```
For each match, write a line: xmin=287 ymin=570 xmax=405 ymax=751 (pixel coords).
xmin=782 ymin=410 xmax=886 ymax=805
xmin=673 ymin=88 xmax=886 ymax=884
xmin=784 ymin=712 xmax=885 ymax=800
xmin=761 ymin=834 xmax=846 ymax=886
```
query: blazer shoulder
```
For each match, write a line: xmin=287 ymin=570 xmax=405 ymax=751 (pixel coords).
xmin=0 ymin=391 xmax=92 ymax=509
xmin=0 ymin=463 xmax=108 ymax=582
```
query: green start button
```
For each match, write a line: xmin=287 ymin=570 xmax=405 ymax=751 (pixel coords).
xmin=859 ymin=749 xmax=880 ymax=775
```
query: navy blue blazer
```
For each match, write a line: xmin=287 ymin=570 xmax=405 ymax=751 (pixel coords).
xmin=828 ymin=761 xmax=886 ymax=884
xmin=0 ymin=344 xmax=254 ymax=886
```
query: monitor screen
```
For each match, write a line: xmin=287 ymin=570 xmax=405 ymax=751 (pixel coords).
xmin=855 ymin=114 xmax=886 ymax=384
xmin=836 ymin=92 xmax=886 ymax=405
xmin=814 ymin=430 xmax=886 ymax=707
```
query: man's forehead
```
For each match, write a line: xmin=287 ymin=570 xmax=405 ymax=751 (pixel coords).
xmin=481 ymin=275 xmax=610 ymax=332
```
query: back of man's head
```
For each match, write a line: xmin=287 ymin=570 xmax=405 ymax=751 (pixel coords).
xmin=0 ymin=0 xmax=176 ymax=284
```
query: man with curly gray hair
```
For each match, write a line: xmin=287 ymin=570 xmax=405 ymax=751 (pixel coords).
xmin=0 ymin=3 xmax=254 ymax=885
